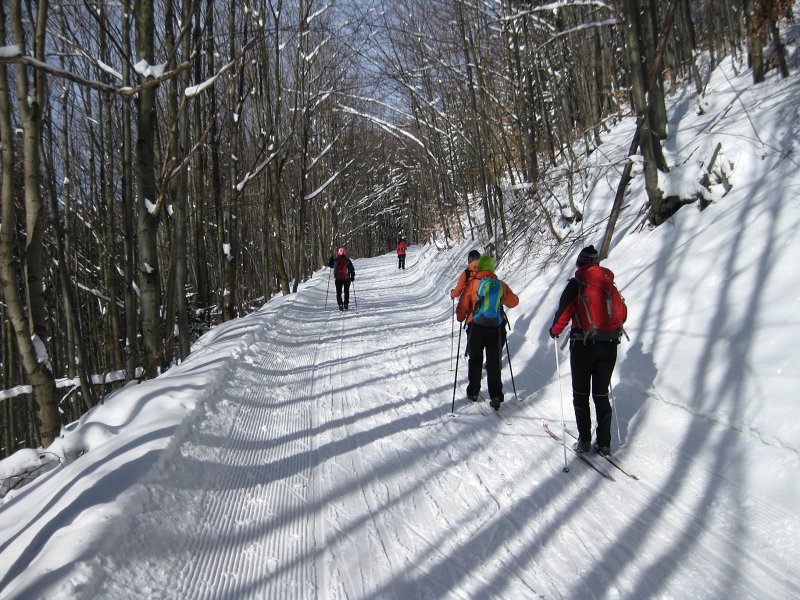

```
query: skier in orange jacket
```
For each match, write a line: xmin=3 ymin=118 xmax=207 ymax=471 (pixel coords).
xmin=456 ymin=255 xmax=518 ymax=324
xmin=456 ymin=254 xmax=519 ymax=410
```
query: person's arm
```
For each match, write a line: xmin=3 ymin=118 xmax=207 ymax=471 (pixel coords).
xmin=502 ymin=283 xmax=519 ymax=308
xmin=455 ymin=281 xmax=474 ymax=322
xmin=348 ymin=260 xmax=355 ymax=280
xmin=549 ymin=279 xmax=579 ymax=337
xmin=450 ymin=270 xmax=468 ymax=298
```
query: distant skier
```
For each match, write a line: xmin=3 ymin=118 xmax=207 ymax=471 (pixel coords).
xmin=396 ymin=237 xmax=407 ymax=269
xmin=329 ymin=247 xmax=355 ymax=311
xmin=549 ymin=245 xmax=628 ymax=457
xmin=456 ymin=254 xmax=519 ymax=410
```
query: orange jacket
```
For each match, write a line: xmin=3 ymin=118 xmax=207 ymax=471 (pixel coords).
xmin=456 ymin=269 xmax=519 ymax=323
xmin=449 ymin=259 xmax=479 ymax=299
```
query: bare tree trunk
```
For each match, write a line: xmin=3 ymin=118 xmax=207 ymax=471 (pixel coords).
xmin=202 ymin=0 xmax=227 ymax=314
xmin=456 ymin=0 xmax=493 ymax=242
xmin=641 ymin=0 xmax=668 ymax=141
xmin=622 ymin=0 xmax=664 ymax=223
xmin=769 ymin=19 xmax=788 ymax=79
xmin=223 ymin=0 xmax=240 ymax=318
xmin=262 ymin=8 xmax=290 ymax=296
xmin=44 ymin=109 xmax=96 ymax=408
xmin=522 ymin=20 xmax=541 ymax=180
xmin=175 ymin=0 xmax=193 ymax=358
xmin=120 ymin=1 xmax=139 ymax=380
xmin=744 ymin=0 xmax=765 ymax=84
xmin=160 ymin=0 xmax=191 ymax=359
xmin=291 ymin=2 xmax=311 ymax=294
xmin=0 ymin=2 xmax=59 ymax=446
xmin=2 ymin=316 xmax=16 ymax=455
xmin=190 ymin=0 xmax=210 ymax=322
xmin=92 ymin=3 xmax=125 ymax=377
xmin=161 ymin=0 xmax=179 ymax=365
xmin=678 ymin=0 xmax=704 ymax=93
xmin=602 ymin=0 xmax=680 ymax=255
xmin=135 ymin=0 xmax=164 ymax=377
xmin=12 ymin=0 xmax=50 ymax=356
xmin=269 ymin=163 xmax=290 ymax=295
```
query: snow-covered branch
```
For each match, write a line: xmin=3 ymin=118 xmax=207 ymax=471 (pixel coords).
xmin=0 ymin=45 xmax=195 ymax=98
xmin=305 ymin=160 xmax=354 ymax=201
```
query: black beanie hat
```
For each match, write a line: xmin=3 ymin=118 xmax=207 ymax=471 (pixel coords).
xmin=576 ymin=245 xmax=600 ymax=266
xmin=468 ymin=250 xmax=480 ymax=262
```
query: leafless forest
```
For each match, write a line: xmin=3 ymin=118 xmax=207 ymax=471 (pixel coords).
xmin=0 ymin=0 xmax=791 ymax=455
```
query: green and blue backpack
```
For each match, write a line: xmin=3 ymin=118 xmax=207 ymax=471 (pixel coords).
xmin=473 ymin=278 xmax=504 ymax=327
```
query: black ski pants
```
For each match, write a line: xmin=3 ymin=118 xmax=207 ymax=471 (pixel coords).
xmin=398 ymin=254 xmax=406 ymax=269
xmin=467 ymin=324 xmax=505 ymax=401
xmin=569 ymin=340 xmax=617 ymax=447
xmin=335 ymin=280 xmax=351 ymax=308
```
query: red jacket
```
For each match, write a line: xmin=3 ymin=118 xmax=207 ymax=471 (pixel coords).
xmin=550 ymin=263 xmax=600 ymax=336
xmin=396 ymin=241 xmax=407 ymax=255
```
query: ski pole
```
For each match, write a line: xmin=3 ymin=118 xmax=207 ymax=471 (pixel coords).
xmin=553 ymin=337 xmax=569 ymax=472
xmin=325 ymin=266 xmax=331 ymax=310
xmin=504 ymin=332 xmax=518 ymax=402
xmin=450 ymin=298 xmax=455 ymax=371
xmin=610 ymin=382 xmax=623 ymax=447
xmin=451 ymin=323 xmax=463 ymax=413
xmin=351 ymin=280 xmax=357 ymax=311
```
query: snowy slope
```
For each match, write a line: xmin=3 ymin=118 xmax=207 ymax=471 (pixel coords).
xmin=1 ymin=57 xmax=800 ymax=599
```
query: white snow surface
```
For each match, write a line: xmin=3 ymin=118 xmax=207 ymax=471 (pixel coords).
xmin=1 ymin=57 xmax=800 ymax=599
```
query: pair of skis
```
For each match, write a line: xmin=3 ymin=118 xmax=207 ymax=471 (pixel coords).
xmin=542 ymin=422 xmax=638 ymax=481
xmin=449 ymin=398 xmax=637 ymax=481
xmin=450 ymin=396 xmax=511 ymax=425
xmin=474 ymin=396 xmax=511 ymax=424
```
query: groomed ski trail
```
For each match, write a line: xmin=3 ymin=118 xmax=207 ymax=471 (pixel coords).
xmin=2 ymin=244 xmax=797 ymax=600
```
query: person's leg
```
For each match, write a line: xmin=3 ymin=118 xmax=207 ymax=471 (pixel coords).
xmin=485 ymin=328 xmax=503 ymax=402
xmin=570 ymin=342 xmax=593 ymax=443
xmin=466 ymin=325 xmax=487 ymax=398
xmin=591 ymin=343 xmax=617 ymax=448
xmin=335 ymin=280 xmax=344 ymax=309
xmin=343 ymin=281 xmax=351 ymax=308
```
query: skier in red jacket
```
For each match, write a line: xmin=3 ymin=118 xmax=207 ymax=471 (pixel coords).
xmin=396 ymin=237 xmax=407 ymax=269
xmin=329 ymin=247 xmax=355 ymax=311
xmin=549 ymin=245 xmax=621 ymax=457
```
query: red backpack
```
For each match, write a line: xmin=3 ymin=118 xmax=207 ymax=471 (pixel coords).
xmin=334 ymin=256 xmax=350 ymax=280
xmin=574 ymin=266 xmax=628 ymax=341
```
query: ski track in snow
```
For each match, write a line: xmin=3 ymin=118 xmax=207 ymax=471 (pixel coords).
xmin=5 ymin=244 xmax=798 ymax=599
xmin=93 ymin=301 xmax=320 ymax=599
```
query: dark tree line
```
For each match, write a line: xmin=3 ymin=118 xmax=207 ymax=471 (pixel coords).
xmin=0 ymin=0 xmax=793 ymax=455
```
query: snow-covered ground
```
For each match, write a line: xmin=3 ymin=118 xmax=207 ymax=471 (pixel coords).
xmin=1 ymin=55 xmax=799 ymax=599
